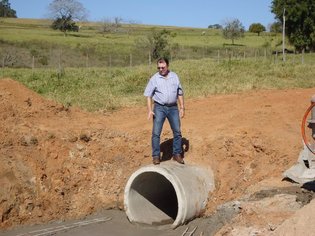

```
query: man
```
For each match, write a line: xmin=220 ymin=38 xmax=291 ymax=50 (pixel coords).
xmin=144 ymin=57 xmax=185 ymax=165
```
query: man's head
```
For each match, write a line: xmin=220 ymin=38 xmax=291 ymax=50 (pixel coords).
xmin=157 ymin=57 xmax=169 ymax=76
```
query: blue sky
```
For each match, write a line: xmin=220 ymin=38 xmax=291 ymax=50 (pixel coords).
xmin=10 ymin=0 xmax=276 ymax=30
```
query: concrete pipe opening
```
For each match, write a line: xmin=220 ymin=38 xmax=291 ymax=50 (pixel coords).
xmin=124 ymin=162 xmax=215 ymax=228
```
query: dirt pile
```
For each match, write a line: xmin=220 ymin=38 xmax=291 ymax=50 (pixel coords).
xmin=0 ymin=79 xmax=149 ymax=228
xmin=1 ymin=78 xmax=315 ymax=234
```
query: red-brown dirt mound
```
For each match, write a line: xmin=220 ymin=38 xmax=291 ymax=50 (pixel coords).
xmin=0 ymin=79 xmax=146 ymax=228
xmin=1 ymin=78 xmax=315 ymax=233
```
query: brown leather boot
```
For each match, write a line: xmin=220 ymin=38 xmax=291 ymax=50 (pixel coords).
xmin=152 ymin=156 xmax=160 ymax=165
xmin=173 ymin=154 xmax=184 ymax=164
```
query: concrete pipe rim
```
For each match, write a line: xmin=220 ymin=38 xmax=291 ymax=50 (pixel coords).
xmin=123 ymin=161 xmax=218 ymax=229
xmin=124 ymin=164 xmax=186 ymax=228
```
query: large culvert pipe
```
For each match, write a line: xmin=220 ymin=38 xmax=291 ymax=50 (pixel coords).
xmin=124 ymin=162 xmax=215 ymax=228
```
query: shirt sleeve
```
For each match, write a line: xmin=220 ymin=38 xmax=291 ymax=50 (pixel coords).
xmin=144 ymin=77 xmax=155 ymax=97
xmin=177 ymin=75 xmax=184 ymax=96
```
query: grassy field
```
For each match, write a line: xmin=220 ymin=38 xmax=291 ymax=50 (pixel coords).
xmin=0 ymin=18 xmax=285 ymax=68
xmin=0 ymin=18 xmax=278 ymax=48
xmin=1 ymin=18 xmax=314 ymax=112
xmin=2 ymin=56 xmax=315 ymax=112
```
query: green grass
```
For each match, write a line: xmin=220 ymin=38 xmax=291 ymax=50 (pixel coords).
xmin=0 ymin=18 xmax=286 ymax=68
xmin=2 ymin=55 xmax=315 ymax=112
xmin=1 ymin=18 xmax=314 ymax=112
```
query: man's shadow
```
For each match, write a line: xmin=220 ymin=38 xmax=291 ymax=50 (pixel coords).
xmin=160 ymin=137 xmax=189 ymax=162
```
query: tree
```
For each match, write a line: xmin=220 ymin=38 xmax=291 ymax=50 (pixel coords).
xmin=135 ymin=29 xmax=176 ymax=60
xmin=48 ymin=0 xmax=87 ymax=35
xmin=249 ymin=23 xmax=266 ymax=36
xmin=0 ymin=0 xmax=16 ymax=17
xmin=150 ymin=29 xmax=172 ymax=59
xmin=222 ymin=19 xmax=245 ymax=44
xmin=100 ymin=17 xmax=123 ymax=35
xmin=208 ymin=24 xmax=222 ymax=29
xmin=271 ymin=0 xmax=315 ymax=52
xmin=51 ymin=15 xmax=79 ymax=35
xmin=269 ymin=21 xmax=282 ymax=33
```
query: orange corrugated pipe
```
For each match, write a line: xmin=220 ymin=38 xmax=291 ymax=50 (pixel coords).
xmin=301 ymin=101 xmax=315 ymax=155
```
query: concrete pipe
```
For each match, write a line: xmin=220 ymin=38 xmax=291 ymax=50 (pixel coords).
xmin=124 ymin=162 xmax=215 ymax=228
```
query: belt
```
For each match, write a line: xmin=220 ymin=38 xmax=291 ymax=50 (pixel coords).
xmin=154 ymin=101 xmax=177 ymax=107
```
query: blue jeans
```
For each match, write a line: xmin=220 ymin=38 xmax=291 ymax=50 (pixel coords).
xmin=152 ymin=103 xmax=182 ymax=158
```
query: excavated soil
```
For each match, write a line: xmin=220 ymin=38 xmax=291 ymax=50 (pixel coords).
xmin=1 ymin=78 xmax=315 ymax=235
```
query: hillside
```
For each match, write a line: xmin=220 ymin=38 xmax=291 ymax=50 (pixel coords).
xmin=0 ymin=18 xmax=282 ymax=68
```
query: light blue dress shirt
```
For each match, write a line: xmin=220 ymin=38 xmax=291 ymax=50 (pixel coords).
xmin=144 ymin=71 xmax=183 ymax=105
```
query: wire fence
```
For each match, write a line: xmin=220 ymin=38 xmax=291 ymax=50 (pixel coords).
xmin=0 ymin=45 xmax=311 ymax=70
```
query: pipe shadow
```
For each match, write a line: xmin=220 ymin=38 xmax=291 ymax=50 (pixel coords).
xmin=160 ymin=137 xmax=189 ymax=162
xmin=302 ymin=181 xmax=315 ymax=192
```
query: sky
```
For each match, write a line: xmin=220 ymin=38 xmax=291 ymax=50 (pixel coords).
xmin=9 ymin=0 xmax=276 ymax=30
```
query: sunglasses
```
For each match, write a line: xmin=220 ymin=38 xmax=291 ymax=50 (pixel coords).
xmin=157 ymin=66 xmax=166 ymax=70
